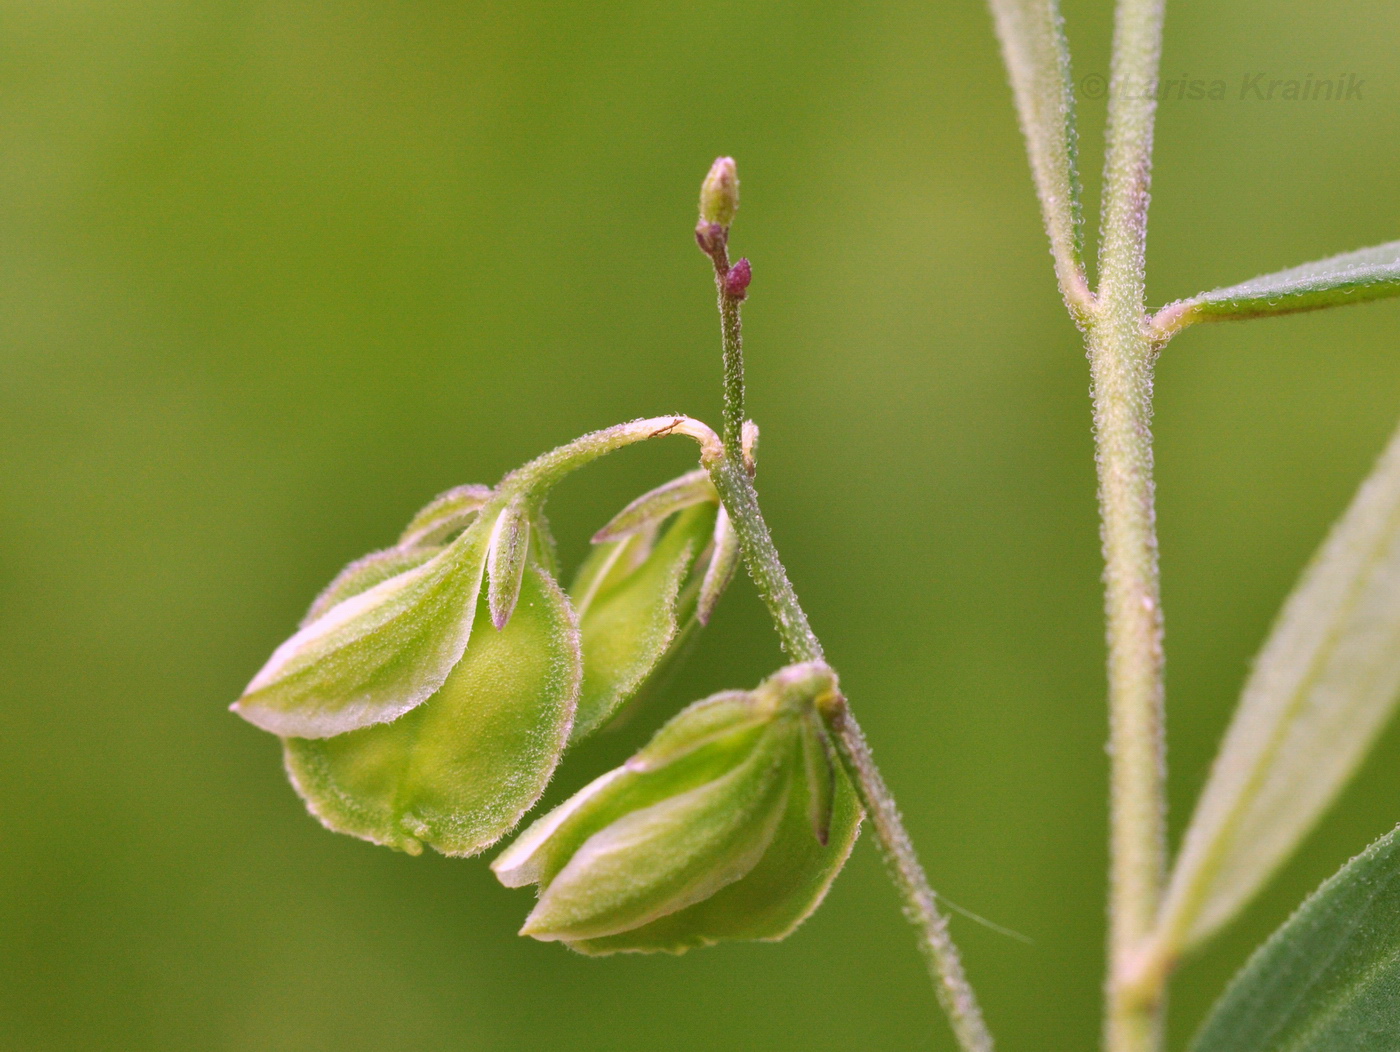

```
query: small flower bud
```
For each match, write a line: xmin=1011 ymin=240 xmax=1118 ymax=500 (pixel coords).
xmin=698 ymin=156 xmax=739 ymax=229
xmin=724 ymin=257 xmax=752 ymax=300
xmin=492 ymin=663 xmax=863 ymax=955
xmin=694 ymin=221 xmax=726 ymax=257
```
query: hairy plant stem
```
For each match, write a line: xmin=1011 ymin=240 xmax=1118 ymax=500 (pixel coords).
xmin=1095 ymin=1 xmax=1168 ymax=1050
xmin=821 ymin=692 xmax=996 ymax=1052
xmin=706 ymin=242 xmax=747 ymax=463
xmin=701 ymin=279 xmax=993 ymax=1052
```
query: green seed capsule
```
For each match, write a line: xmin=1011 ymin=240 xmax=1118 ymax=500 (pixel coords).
xmin=233 ymin=481 xmax=582 ymax=857
xmin=397 ymin=484 xmax=494 ymax=549
xmin=493 ymin=663 xmax=862 ymax=954
xmin=284 ymin=562 xmax=580 ymax=856
xmin=232 ymin=511 xmax=497 ymax=739
xmin=569 ymin=475 xmax=742 ymax=741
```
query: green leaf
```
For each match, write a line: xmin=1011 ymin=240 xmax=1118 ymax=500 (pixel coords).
xmin=283 ymin=562 xmax=580 ymax=857
xmin=630 ymin=690 xmax=770 ymax=771
xmin=1155 ymin=240 xmax=1400 ymax=336
xmin=232 ymin=514 xmax=494 ymax=739
xmin=987 ymin=0 xmax=1085 ymax=297
xmin=397 ymin=484 xmax=493 ymax=549
xmin=1158 ymin=421 xmax=1400 ymax=952
xmin=1190 ymin=824 xmax=1400 ymax=1052
xmin=569 ymin=503 xmax=719 ymax=740
xmin=518 ymin=726 xmax=795 ymax=943
xmin=800 ymin=711 xmax=836 ymax=847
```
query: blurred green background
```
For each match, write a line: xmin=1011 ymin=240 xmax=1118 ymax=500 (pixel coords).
xmin=4 ymin=1 xmax=1400 ymax=1049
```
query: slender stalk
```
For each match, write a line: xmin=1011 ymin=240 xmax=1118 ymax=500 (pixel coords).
xmin=986 ymin=0 xmax=1093 ymax=317
xmin=504 ymin=415 xmax=721 ymax=494
xmin=699 ymin=257 xmax=992 ymax=1052
xmin=706 ymin=242 xmax=747 ymax=462
xmin=706 ymin=458 xmax=823 ymax=665
xmin=822 ymin=691 xmax=995 ymax=1052
xmin=1094 ymin=1 xmax=1168 ymax=1050
xmin=704 ymin=453 xmax=992 ymax=1052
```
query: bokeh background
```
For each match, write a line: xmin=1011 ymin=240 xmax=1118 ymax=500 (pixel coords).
xmin=4 ymin=1 xmax=1400 ymax=1049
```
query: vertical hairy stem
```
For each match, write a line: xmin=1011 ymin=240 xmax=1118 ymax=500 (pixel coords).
xmin=1092 ymin=303 xmax=1167 ymax=1052
xmin=1095 ymin=1 xmax=1168 ymax=1050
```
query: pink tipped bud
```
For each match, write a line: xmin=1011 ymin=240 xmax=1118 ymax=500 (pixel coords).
xmin=699 ymin=157 xmax=739 ymax=228
xmin=724 ymin=258 xmax=752 ymax=300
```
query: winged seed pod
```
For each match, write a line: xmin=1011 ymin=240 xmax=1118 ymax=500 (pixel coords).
xmin=568 ymin=470 xmax=740 ymax=740
xmin=492 ymin=663 xmax=862 ymax=955
xmin=283 ymin=559 xmax=580 ymax=856
xmin=233 ymin=483 xmax=581 ymax=856
xmin=232 ymin=503 xmax=500 ymax=740
xmin=232 ymin=416 xmax=726 ymax=858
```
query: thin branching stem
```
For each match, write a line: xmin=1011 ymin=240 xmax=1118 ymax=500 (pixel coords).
xmin=700 ymin=270 xmax=993 ymax=1052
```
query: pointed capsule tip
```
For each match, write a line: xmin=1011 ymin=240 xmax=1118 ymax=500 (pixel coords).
xmin=518 ymin=915 xmax=560 ymax=941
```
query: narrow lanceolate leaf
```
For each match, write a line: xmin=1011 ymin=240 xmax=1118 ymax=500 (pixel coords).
xmin=591 ymin=469 xmax=716 ymax=542
xmin=1159 ymin=422 xmax=1400 ymax=953
xmin=283 ymin=563 xmax=580 ymax=857
xmin=397 ymin=484 xmax=493 ymax=549
xmin=487 ymin=497 xmax=532 ymax=629
xmin=987 ymin=0 xmax=1086 ymax=302
xmin=1191 ymin=825 xmax=1400 ymax=1052
xmin=567 ymin=746 xmax=861 ymax=957
xmin=569 ymin=503 xmax=719 ymax=741
xmin=232 ymin=515 xmax=493 ymax=739
xmin=1153 ymin=239 xmax=1400 ymax=338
